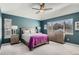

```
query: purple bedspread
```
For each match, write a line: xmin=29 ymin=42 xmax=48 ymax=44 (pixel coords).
xmin=28 ymin=33 xmax=48 ymax=49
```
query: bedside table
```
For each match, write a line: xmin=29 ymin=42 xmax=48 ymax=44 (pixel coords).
xmin=10 ymin=34 xmax=19 ymax=44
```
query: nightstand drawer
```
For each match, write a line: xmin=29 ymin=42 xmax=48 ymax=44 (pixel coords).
xmin=10 ymin=35 xmax=19 ymax=44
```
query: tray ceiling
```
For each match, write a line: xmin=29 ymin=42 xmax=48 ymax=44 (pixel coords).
xmin=0 ymin=3 xmax=79 ymax=20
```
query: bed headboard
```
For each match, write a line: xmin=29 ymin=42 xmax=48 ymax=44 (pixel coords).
xmin=22 ymin=27 xmax=36 ymax=34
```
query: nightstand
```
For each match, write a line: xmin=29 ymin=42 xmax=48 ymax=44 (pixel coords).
xmin=10 ymin=34 xmax=19 ymax=44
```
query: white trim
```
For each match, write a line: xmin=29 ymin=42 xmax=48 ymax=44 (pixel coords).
xmin=65 ymin=32 xmax=73 ymax=35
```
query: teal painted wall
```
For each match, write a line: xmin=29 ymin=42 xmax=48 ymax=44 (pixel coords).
xmin=2 ymin=13 xmax=40 ymax=43
xmin=0 ymin=10 xmax=2 ymax=46
xmin=40 ymin=12 xmax=79 ymax=44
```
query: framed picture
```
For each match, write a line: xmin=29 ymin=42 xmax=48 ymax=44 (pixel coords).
xmin=75 ymin=21 xmax=79 ymax=30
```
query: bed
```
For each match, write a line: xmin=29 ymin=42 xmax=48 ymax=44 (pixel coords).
xmin=20 ymin=27 xmax=49 ymax=50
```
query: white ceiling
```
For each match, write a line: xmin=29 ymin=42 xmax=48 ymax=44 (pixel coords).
xmin=0 ymin=3 xmax=79 ymax=20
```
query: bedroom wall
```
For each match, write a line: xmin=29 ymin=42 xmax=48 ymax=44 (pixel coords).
xmin=40 ymin=12 xmax=79 ymax=44
xmin=2 ymin=13 xmax=40 ymax=43
xmin=0 ymin=10 xmax=2 ymax=47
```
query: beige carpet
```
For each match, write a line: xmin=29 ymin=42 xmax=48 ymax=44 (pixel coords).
xmin=0 ymin=41 xmax=79 ymax=55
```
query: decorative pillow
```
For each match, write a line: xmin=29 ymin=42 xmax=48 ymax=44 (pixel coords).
xmin=30 ymin=28 xmax=36 ymax=34
xmin=23 ymin=29 xmax=30 ymax=34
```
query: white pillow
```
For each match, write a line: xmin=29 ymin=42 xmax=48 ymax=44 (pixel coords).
xmin=23 ymin=30 xmax=30 ymax=34
xmin=30 ymin=29 xmax=36 ymax=34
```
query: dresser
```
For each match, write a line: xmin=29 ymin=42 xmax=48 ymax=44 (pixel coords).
xmin=47 ymin=24 xmax=65 ymax=44
xmin=10 ymin=34 xmax=19 ymax=44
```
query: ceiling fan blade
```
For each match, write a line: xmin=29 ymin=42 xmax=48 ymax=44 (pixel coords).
xmin=32 ymin=8 xmax=40 ymax=10
xmin=44 ymin=8 xmax=52 ymax=10
xmin=36 ymin=11 xmax=40 ymax=14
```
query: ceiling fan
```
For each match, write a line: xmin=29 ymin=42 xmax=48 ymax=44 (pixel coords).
xmin=32 ymin=3 xmax=52 ymax=14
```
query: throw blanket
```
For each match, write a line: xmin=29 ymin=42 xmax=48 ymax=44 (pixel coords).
xmin=28 ymin=33 xmax=48 ymax=50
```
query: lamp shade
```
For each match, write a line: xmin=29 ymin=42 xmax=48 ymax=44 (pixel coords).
xmin=12 ymin=26 xmax=18 ymax=29
xmin=37 ymin=27 xmax=41 ymax=29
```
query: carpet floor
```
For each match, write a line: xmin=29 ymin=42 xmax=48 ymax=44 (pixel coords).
xmin=0 ymin=41 xmax=79 ymax=55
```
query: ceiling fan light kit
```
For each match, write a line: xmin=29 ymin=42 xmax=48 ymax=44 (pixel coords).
xmin=40 ymin=10 xmax=44 ymax=13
